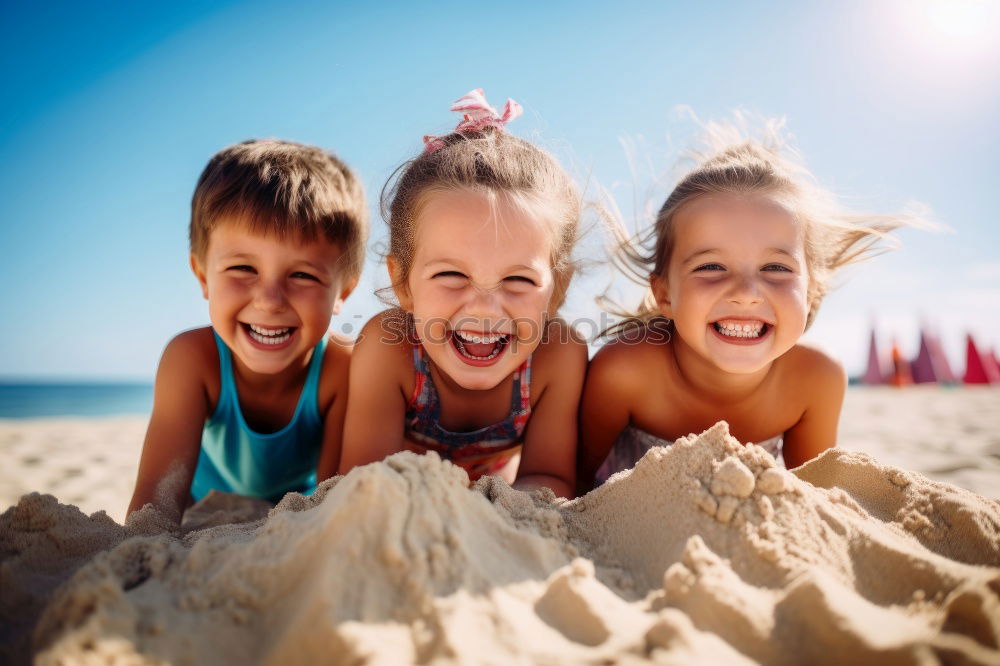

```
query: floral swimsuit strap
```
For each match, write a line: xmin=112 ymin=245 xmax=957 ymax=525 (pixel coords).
xmin=405 ymin=344 xmax=532 ymax=452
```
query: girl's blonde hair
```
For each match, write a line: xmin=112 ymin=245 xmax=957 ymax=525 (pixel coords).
xmin=382 ymin=127 xmax=580 ymax=309
xmin=604 ymin=119 xmax=916 ymax=339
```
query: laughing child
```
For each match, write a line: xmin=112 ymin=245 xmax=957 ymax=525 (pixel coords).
xmin=128 ymin=139 xmax=368 ymax=523
xmin=580 ymin=123 xmax=913 ymax=488
xmin=334 ymin=89 xmax=587 ymax=498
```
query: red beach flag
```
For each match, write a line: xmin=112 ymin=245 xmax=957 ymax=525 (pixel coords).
xmin=985 ymin=348 xmax=1000 ymax=384
xmin=963 ymin=334 xmax=998 ymax=384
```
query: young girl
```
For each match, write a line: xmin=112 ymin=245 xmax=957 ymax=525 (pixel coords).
xmin=580 ymin=125 xmax=910 ymax=488
xmin=333 ymin=89 xmax=587 ymax=498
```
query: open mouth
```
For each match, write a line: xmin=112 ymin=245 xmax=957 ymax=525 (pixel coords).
xmin=449 ymin=330 xmax=511 ymax=365
xmin=242 ymin=323 xmax=296 ymax=347
xmin=711 ymin=320 xmax=769 ymax=341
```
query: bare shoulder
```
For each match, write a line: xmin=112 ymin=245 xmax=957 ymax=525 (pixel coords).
xmin=356 ymin=309 xmax=412 ymax=352
xmin=317 ymin=332 xmax=354 ymax=405
xmin=779 ymin=343 xmax=847 ymax=397
xmin=161 ymin=327 xmax=218 ymax=377
xmin=322 ymin=332 xmax=354 ymax=371
xmin=351 ymin=309 xmax=414 ymax=388
xmin=522 ymin=319 xmax=588 ymax=401
xmin=588 ymin=335 xmax=670 ymax=392
xmin=782 ymin=343 xmax=846 ymax=381
xmin=779 ymin=344 xmax=848 ymax=466
xmin=532 ymin=318 xmax=589 ymax=367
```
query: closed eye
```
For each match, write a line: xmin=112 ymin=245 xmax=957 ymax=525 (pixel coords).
xmin=693 ymin=263 xmax=725 ymax=272
xmin=227 ymin=265 xmax=256 ymax=274
xmin=432 ymin=271 xmax=469 ymax=288
xmin=291 ymin=271 xmax=320 ymax=281
xmin=503 ymin=275 xmax=537 ymax=286
xmin=762 ymin=264 xmax=793 ymax=273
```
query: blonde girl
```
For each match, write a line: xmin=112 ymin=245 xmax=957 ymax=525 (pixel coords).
xmin=580 ymin=121 xmax=910 ymax=488
xmin=333 ymin=90 xmax=586 ymax=498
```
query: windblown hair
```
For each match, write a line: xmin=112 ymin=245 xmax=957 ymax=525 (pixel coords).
xmin=382 ymin=127 xmax=580 ymax=309
xmin=603 ymin=118 xmax=917 ymax=339
xmin=190 ymin=139 xmax=368 ymax=281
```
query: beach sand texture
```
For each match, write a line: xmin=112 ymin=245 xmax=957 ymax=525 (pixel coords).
xmin=2 ymin=406 xmax=999 ymax=665
xmin=2 ymin=386 xmax=997 ymax=524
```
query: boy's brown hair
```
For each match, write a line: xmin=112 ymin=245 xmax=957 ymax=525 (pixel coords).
xmin=190 ymin=139 xmax=368 ymax=281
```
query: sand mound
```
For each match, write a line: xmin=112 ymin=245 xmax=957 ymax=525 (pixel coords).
xmin=2 ymin=422 xmax=998 ymax=665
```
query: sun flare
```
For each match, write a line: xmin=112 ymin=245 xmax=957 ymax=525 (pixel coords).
xmin=908 ymin=0 xmax=1000 ymax=50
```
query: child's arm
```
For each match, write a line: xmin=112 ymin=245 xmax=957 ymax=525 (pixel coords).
xmin=577 ymin=341 xmax=638 ymax=492
xmin=315 ymin=336 xmax=354 ymax=482
xmin=337 ymin=312 xmax=409 ymax=474
xmin=781 ymin=348 xmax=848 ymax=468
xmin=514 ymin=322 xmax=588 ymax=498
xmin=127 ymin=330 xmax=212 ymax=524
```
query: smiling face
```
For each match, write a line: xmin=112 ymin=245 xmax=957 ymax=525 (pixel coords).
xmin=392 ymin=188 xmax=556 ymax=390
xmin=652 ymin=192 xmax=810 ymax=376
xmin=192 ymin=219 xmax=354 ymax=377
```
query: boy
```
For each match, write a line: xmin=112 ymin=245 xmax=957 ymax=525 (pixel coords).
xmin=128 ymin=139 xmax=367 ymax=523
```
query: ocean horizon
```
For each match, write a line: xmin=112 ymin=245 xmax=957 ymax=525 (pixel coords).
xmin=0 ymin=382 xmax=154 ymax=419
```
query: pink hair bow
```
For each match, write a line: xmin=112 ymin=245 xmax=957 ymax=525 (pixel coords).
xmin=423 ymin=88 xmax=523 ymax=153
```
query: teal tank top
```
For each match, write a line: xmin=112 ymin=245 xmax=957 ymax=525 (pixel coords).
xmin=190 ymin=331 xmax=327 ymax=503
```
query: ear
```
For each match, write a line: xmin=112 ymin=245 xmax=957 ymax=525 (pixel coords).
xmin=649 ymin=273 xmax=673 ymax=318
xmin=190 ymin=253 xmax=209 ymax=300
xmin=386 ymin=256 xmax=413 ymax=311
xmin=330 ymin=277 xmax=359 ymax=316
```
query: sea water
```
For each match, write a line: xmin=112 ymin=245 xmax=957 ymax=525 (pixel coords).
xmin=0 ymin=383 xmax=153 ymax=418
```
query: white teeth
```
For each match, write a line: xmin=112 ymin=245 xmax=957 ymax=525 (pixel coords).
xmin=455 ymin=331 xmax=507 ymax=345
xmin=715 ymin=321 xmax=765 ymax=339
xmin=247 ymin=325 xmax=292 ymax=345
xmin=249 ymin=324 xmax=290 ymax=336
xmin=452 ymin=332 xmax=508 ymax=360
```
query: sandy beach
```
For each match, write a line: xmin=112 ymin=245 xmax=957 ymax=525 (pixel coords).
xmin=3 ymin=386 xmax=997 ymax=522
xmin=2 ymin=386 xmax=999 ymax=664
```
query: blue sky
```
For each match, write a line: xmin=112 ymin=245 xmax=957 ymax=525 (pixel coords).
xmin=2 ymin=0 xmax=999 ymax=380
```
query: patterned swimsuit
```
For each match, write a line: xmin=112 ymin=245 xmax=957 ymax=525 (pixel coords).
xmin=404 ymin=345 xmax=531 ymax=481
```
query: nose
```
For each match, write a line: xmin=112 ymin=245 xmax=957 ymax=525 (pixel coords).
xmin=253 ymin=279 xmax=288 ymax=314
xmin=463 ymin=283 xmax=506 ymax=326
xmin=727 ymin=272 xmax=763 ymax=305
